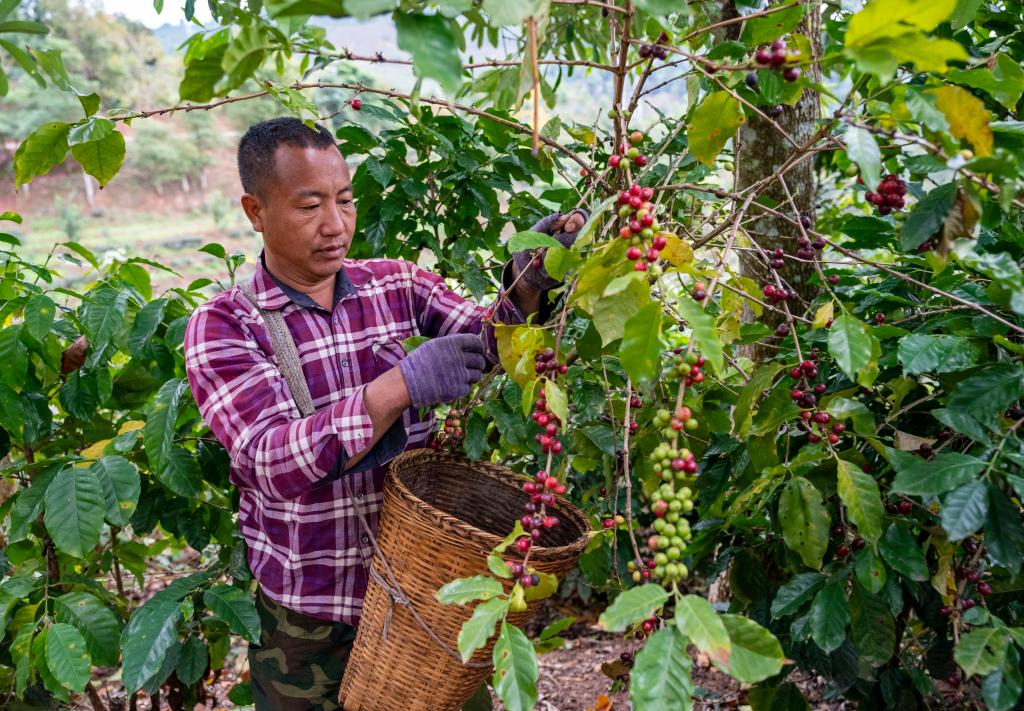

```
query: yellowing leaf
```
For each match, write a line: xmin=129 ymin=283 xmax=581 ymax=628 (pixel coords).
xmin=118 ymin=421 xmax=145 ymax=435
xmin=846 ymin=0 xmax=957 ymax=47
xmin=688 ymin=91 xmax=745 ymax=166
xmin=494 ymin=324 xmax=551 ymax=386
xmin=659 ymin=232 xmax=693 ymax=269
xmin=81 ymin=440 xmax=110 ymax=461
xmin=814 ymin=302 xmax=834 ymax=329
xmin=933 ymin=86 xmax=993 ymax=157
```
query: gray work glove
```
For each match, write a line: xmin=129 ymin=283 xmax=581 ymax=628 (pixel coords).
xmin=512 ymin=209 xmax=589 ymax=292
xmin=398 ymin=334 xmax=487 ymax=408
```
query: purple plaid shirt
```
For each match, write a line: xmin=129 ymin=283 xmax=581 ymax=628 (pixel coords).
xmin=184 ymin=255 xmax=523 ymax=623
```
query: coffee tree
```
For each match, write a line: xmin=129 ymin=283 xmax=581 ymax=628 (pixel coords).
xmin=3 ymin=0 xmax=1024 ymax=709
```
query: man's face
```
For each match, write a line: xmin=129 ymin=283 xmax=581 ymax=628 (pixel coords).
xmin=241 ymin=143 xmax=356 ymax=283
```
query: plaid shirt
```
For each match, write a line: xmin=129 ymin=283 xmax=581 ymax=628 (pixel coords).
xmin=184 ymin=255 xmax=524 ymax=623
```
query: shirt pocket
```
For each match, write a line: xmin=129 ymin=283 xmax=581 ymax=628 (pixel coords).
xmin=371 ymin=332 xmax=411 ymax=375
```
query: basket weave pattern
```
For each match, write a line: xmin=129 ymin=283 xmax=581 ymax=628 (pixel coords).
xmin=338 ymin=449 xmax=590 ymax=711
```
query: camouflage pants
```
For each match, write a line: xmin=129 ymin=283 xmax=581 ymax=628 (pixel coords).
xmin=249 ymin=587 xmax=358 ymax=711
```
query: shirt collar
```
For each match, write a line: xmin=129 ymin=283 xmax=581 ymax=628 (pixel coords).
xmin=252 ymin=251 xmax=357 ymax=311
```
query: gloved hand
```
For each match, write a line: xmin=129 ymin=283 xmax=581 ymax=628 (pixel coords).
xmin=512 ymin=209 xmax=589 ymax=292
xmin=398 ymin=334 xmax=487 ymax=408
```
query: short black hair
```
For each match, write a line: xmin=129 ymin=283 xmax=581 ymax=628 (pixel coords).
xmin=237 ymin=117 xmax=337 ymax=196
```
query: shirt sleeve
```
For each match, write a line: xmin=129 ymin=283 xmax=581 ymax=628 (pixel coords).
xmin=184 ymin=296 xmax=405 ymax=501
xmin=407 ymin=262 xmax=526 ymax=364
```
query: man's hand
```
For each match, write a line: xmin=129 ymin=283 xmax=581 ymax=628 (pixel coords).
xmin=397 ymin=334 xmax=486 ymax=408
xmin=512 ymin=209 xmax=589 ymax=292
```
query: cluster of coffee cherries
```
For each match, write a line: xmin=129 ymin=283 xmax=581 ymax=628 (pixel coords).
xmin=864 ymin=174 xmax=907 ymax=215
xmin=515 ymin=470 xmax=566 ymax=581
xmin=829 ymin=523 xmax=866 ymax=560
xmin=608 ymin=130 xmax=650 ymax=172
xmin=617 ymin=182 xmax=669 ymax=273
xmin=637 ymin=31 xmax=671 ymax=61
xmin=653 ymin=406 xmax=700 ymax=437
xmin=938 ymin=540 xmax=991 ymax=618
xmin=793 ymin=215 xmax=826 ymax=260
xmin=663 ymin=349 xmax=706 ymax=387
xmin=788 ymin=353 xmax=844 ymax=445
xmin=430 ymin=409 xmax=464 ymax=452
xmin=644 ymin=479 xmax=694 ymax=584
xmin=753 ymin=38 xmax=801 ymax=82
xmin=531 ymin=351 xmax=567 ymax=455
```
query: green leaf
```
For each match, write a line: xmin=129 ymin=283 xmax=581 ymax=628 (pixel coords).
xmin=949 ymin=55 xmax=1024 ymax=111
xmin=156 ymin=445 xmax=203 ymax=497
xmin=544 ymin=379 xmax=569 ymax=426
xmin=986 ymin=485 xmax=1024 ymax=574
xmin=676 ymin=296 xmax=723 ymax=375
xmin=395 ymin=13 xmax=463 ymax=95
xmin=844 ymin=126 xmax=882 ymax=191
xmin=0 ymin=19 xmax=48 ymax=33
xmin=203 ymin=585 xmax=261 ymax=644
xmin=897 ymin=334 xmax=980 ymax=374
xmin=879 ymin=523 xmax=929 ymax=581
xmin=482 ymin=0 xmax=548 ymax=25
xmin=733 ymin=363 xmax=783 ymax=436
xmin=674 ymin=594 xmax=731 ymax=665
xmin=507 ymin=231 xmax=563 ymax=252
xmin=70 ymin=129 xmax=125 ymax=187
xmin=122 ymin=597 xmax=183 ymax=693
xmin=935 ymin=480 xmax=985 ymax=540
xmin=458 ymin=597 xmax=508 ymax=663
xmin=779 ymin=477 xmax=830 ymax=570
xmin=523 ymin=571 xmax=558 ymax=602
xmin=836 ymin=460 xmax=884 ymax=544
xmin=771 ymin=573 xmax=825 ymax=617
xmin=543 ymin=244 xmax=581 ymax=281
xmin=982 ymin=644 xmax=1023 ymax=711
xmin=716 ymin=614 xmax=785 ymax=684
xmin=32 ymin=628 xmax=69 ymax=702
xmin=630 ymin=626 xmax=693 ymax=711
xmin=947 ymin=364 xmax=1024 ymax=428
xmin=850 ymin=581 xmax=894 ymax=666
xmin=492 ymin=621 xmax=538 ymax=711
xmin=437 ymin=575 xmax=506 ymax=605
xmin=176 ymin=636 xmax=208 ymax=686
xmin=619 ymin=302 xmax=663 ymax=386
xmin=825 ymin=396 xmax=876 ymax=437
xmin=145 ymin=378 xmax=186 ymax=471
xmin=748 ymin=684 xmax=811 ymax=711
xmin=81 ymin=288 xmax=128 ymax=352
xmin=809 ymin=581 xmax=850 ymax=653
xmin=45 ymin=623 xmax=92 ymax=693
xmin=24 ymin=294 xmax=56 ymax=341
xmin=12 ymin=622 xmax=34 ymax=697
xmin=598 ymin=584 xmax=669 ymax=632
xmin=591 ymin=273 xmax=650 ymax=345
xmin=44 ymin=466 xmax=105 ymax=558
xmin=220 ymin=24 xmax=271 ymax=89
xmin=13 ymin=121 xmax=70 ymax=187
xmin=891 ymin=452 xmax=985 ymax=496
xmin=845 ymin=0 xmax=958 ymax=46
xmin=931 ymin=407 xmax=991 ymax=444
xmin=180 ymin=41 xmax=227 ymax=102
xmin=955 ymin=627 xmax=1010 ymax=678
xmin=688 ymin=91 xmax=745 ymax=166
xmin=68 ymin=116 xmax=114 ymax=145
xmin=827 ymin=315 xmax=874 ymax=383
xmin=55 ymin=592 xmax=121 ymax=667
xmin=854 ymin=546 xmax=887 ymax=594
xmin=0 ymin=325 xmax=26 ymax=389
xmin=740 ymin=3 xmax=803 ymax=44
xmin=90 ymin=455 xmax=141 ymax=527
xmin=900 ymin=182 xmax=958 ymax=251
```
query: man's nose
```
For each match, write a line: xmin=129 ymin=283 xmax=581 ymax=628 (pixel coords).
xmin=321 ymin=202 xmax=346 ymax=236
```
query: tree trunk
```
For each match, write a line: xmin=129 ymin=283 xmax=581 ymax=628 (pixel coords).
xmin=734 ymin=2 xmax=823 ymax=358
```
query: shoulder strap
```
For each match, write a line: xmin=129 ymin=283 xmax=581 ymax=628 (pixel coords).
xmin=237 ymin=279 xmax=316 ymax=418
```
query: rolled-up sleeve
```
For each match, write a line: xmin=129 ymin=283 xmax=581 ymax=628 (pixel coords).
xmin=184 ymin=298 xmax=397 ymax=501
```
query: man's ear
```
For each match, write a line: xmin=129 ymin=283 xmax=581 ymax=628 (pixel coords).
xmin=240 ymin=193 xmax=265 ymax=233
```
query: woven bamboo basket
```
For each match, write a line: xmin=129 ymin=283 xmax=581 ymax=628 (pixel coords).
xmin=338 ymin=449 xmax=590 ymax=711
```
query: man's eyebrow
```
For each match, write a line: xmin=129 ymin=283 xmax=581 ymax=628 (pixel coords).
xmin=294 ymin=186 xmax=352 ymax=199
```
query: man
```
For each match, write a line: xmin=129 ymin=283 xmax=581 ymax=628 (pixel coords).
xmin=183 ymin=116 xmax=584 ymax=710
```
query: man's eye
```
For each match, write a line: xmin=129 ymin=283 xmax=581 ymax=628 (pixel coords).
xmin=300 ymin=204 xmax=318 ymax=210
xmin=339 ymin=199 xmax=353 ymax=206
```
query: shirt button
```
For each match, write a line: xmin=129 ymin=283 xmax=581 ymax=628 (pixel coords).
xmin=361 ymin=534 xmax=369 ymax=544
xmin=342 ymin=360 xmax=350 ymax=367
xmin=356 ymin=490 xmax=364 ymax=499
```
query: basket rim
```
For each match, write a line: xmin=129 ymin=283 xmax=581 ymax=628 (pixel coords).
xmin=385 ymin=448 xmax=592 ymax=560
